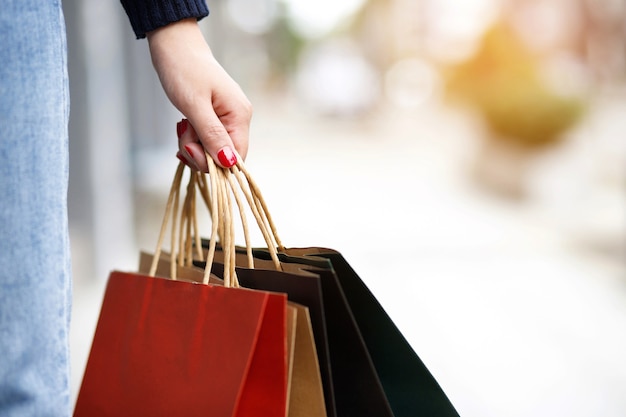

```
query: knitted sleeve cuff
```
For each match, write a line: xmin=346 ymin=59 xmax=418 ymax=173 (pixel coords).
xmin=120 ymin=0 xmax=209 ymax=39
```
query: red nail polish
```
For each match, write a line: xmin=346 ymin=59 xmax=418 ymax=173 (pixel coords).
xmin=177 ymin=119 xmax=188 ymax=138
xmin=176 ymin=152 xmax=188 ymax=165
xmin=217 ymin=147 xmax=237 ymax=168
xmin=183 ymin=145 xmax=202 ymax=171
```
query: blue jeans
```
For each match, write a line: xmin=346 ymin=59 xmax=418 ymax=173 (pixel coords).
xmin=0 ymin=1 xmax=71 ymax=416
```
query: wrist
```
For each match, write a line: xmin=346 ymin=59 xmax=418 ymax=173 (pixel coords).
xmin=146 ymin=18 xmax=204 ymax=44
xmin=146 ymin=17 xmax=215 ymax=66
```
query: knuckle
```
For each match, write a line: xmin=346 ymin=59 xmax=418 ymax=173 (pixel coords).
xmin=204 ymin=123 xmax=229 ymax=137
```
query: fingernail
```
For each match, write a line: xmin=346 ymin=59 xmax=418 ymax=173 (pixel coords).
xmin=176 ymin=119 xmax=188 ymax=138
xmin=176 ymin=151 xmax=188 ymax=165
xmin=217 ymin=146 xmax=237 ymax=168
xmin=184 ymin=145 xmax=201 ymax=171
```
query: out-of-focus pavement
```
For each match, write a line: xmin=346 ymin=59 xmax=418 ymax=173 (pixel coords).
xmin=70 ymin=94 xmax=626 ymax=417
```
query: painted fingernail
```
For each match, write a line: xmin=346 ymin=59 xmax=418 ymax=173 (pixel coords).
xmin=184 ymin=145 xmax=201 ymax=171
xmin=176 ymin=151 xmax=188 ymax=165
xmin=217 ymin=146 xmax=237 ymax=168
xmin=176 ymin=119 xmax=188 ymax=138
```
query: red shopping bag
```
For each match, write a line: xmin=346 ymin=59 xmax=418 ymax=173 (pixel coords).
xmin=74 ymin=271 xmax=287 ymax=417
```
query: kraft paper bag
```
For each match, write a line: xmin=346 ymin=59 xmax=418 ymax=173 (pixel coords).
xmin=287 ymin=302 xmax=327 ymax=417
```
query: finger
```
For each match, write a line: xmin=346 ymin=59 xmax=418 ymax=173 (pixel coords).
xmin=190 ymin=111 xmax=239 ymax=169
xmin=177 ymin=117 xmax=238 ymax=172
xmin=183 ymin=142 xmax=208 ymax=172
xmin=176 ymin=151 xmax=193 ymax=168
xmin=177 ymin=119 xmax=203 ymax=171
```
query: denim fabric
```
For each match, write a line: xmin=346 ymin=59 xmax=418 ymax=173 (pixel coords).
xmin=0 ymin=1 xmax=71 ymax=416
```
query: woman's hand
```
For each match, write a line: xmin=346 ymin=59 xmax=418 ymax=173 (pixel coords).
xmin=147 ymin=18 xmax=251 ymax=169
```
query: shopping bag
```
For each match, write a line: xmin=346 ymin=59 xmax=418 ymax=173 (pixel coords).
xmin=139 ymin=251 xmax=328 ymax=417
xmin=74 ymin=271 xmax=288 ymax=417
xmin=74 ymin=162 xmax=289 ymax=417
xmin=255 ymin=247 xmax=460 ymax=417
xmin=286 ymin=302 xmax=327 ymax=417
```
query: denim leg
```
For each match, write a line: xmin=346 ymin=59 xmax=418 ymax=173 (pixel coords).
xmin=0 ymin=1 xmax=72 ymax=416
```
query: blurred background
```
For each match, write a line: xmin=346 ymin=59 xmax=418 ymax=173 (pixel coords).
xmin=64 ymin=0 xmax=625 ymax=415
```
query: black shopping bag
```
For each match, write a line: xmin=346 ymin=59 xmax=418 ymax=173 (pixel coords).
xmin=255 ymin=247 xmax=460 ymax=417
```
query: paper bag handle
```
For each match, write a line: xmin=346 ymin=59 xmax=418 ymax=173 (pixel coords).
xmin=150 ymin=153 xmax=285 ymax=286
xmin=148 ymin=159 xmax=224 ymax=284
xmin=199 ymin=154 xmax=285 ymax=281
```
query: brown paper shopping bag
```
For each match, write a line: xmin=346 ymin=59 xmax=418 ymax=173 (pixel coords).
xmin=287 ymin=302 xmax=327 ymax=417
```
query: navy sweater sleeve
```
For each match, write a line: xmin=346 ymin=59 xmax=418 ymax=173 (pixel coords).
xmin=120 ymin=0 xmax=209 ymax=39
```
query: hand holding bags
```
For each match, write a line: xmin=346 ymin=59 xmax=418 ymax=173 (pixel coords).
xmin=74 ymin=162 xmax=290 ymax=417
